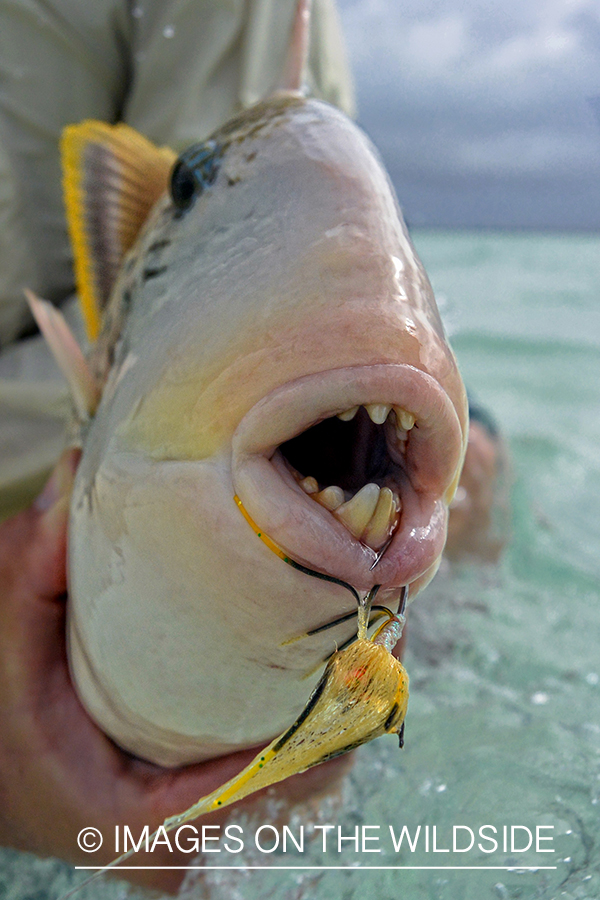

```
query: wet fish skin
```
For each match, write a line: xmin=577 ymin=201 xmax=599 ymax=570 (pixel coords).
xmin=66 ymin=94 xmax=467 ymax=767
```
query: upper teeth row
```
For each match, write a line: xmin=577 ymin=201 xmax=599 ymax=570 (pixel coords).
xmin=337 ymin=404 xmax=416 ymax=438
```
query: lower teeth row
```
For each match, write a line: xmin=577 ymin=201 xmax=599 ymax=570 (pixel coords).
xmin=299 ymin=478 xmax=400 ymax=550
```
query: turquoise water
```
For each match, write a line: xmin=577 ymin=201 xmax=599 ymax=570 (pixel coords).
xmin=2 ymin=230 xmax=599 ymax=900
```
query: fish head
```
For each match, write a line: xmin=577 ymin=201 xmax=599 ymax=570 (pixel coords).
xmin=66 ymin=91 xmax=467 ymax=764
xmin=82 ymin=92 xmax=466 ymax=586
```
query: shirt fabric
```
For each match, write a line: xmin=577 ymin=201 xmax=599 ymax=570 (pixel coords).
xmin=0 ymin=0 xmax=354 ymax=518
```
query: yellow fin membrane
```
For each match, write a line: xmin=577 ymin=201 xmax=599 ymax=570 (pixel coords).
xmin=61 ymin=121 xmax=176 ymax=341
xmin=63 ymin=633 xmax=407 ymax=897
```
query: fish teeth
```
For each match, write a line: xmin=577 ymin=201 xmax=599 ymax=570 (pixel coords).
xmin=394 ymin=407 xmax=416 ymax=432
xmin=361 ymin=487 xmax=400 ymax=550
xmin=334 ymin=483 xmax=380 ymax=538
xmin=336 ymin=404 xmax=412 ymax=431
xmin=308 ymin=480 xmax=401 ymax=550
xmin=299 ymin=476 xmax=319 ymax=494
xmin=365 ymin=403 xmax=392 ymax=425
xmin=337 ymin=406 xmax=359 ymax=421
xmin=315 ymin=485 xmax=345 ymax=511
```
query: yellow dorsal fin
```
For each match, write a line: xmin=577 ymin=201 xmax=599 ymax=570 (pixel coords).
xmin=61 ymin=121 xmax=176 ymax=342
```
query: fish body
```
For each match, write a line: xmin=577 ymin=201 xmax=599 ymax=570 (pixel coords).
xmin=63 ymin=93 xmax=467 ymax=766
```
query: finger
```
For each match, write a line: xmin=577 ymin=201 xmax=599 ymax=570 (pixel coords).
xmin=29 ymin=448 xmax=80 ymax=600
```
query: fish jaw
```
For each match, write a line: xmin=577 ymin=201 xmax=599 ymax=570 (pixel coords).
xmin=232 ymin=364 xmax=463 ymax=593
xmin=68 ymin=448 xmax=378 ymax=766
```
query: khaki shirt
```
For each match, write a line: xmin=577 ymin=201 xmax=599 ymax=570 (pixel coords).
xmin=0 ymin=0 xmax=354 ymax=518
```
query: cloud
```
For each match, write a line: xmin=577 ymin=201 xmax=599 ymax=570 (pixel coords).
xmin=337 ymin=0 xmax=600 ymax=225
xmin=403 ymin=14 xmax=468 ymax=74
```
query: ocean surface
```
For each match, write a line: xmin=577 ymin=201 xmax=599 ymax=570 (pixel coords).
xmin=2 ymin=229 xmax=599 ymax=900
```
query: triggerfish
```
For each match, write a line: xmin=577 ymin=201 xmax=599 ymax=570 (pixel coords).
xmin=28 ymin=0 xmax=468 ymax=796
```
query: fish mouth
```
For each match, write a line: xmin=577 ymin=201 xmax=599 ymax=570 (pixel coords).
xmin=231 ymin=365 xmax=464 ymax=592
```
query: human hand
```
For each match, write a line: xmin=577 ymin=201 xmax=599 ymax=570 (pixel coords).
xmin=0 ymin=450 xmax=348 ymax=894
xmin=445 ymin=420 xmax=510 ymax=562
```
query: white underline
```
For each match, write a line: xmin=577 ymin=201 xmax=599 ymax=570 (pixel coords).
xmin=75 ymin=865 xmax=558 ymax=871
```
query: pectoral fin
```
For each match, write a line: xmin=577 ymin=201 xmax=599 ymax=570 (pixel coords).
xmin=61 ymin=121 xmax=176 ymax=342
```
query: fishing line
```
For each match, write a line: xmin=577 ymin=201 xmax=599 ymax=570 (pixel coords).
xmin=234 ymin=494 xmax=361 ymax=604
xmin=302 ymin=605 xmax=393 ymax=637
xmin=233 ymin=495 xmax=408 ymax=651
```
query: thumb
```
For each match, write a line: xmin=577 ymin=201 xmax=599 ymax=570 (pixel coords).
xmin=27 ymin=448 xmax=80 ymax=600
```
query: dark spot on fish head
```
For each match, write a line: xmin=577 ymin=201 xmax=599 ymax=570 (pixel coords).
xmin=142 ymin=265 xmax=168 ymax=282
xmin=147 ymin=239 xmax=171 ymax=253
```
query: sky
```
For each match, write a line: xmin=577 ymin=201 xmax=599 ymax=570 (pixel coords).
xmin=337 ymin=0 xmax=600 ymax=230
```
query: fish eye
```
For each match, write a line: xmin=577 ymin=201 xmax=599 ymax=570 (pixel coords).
xmin=170 ymin=140 xmax=223 ymax=213
xmin=170 ymin=161 xmax=197 ymax=211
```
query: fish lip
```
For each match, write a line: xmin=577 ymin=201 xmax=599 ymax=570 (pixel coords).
xmin=231 ymin=364 xmax=464 ymax=591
